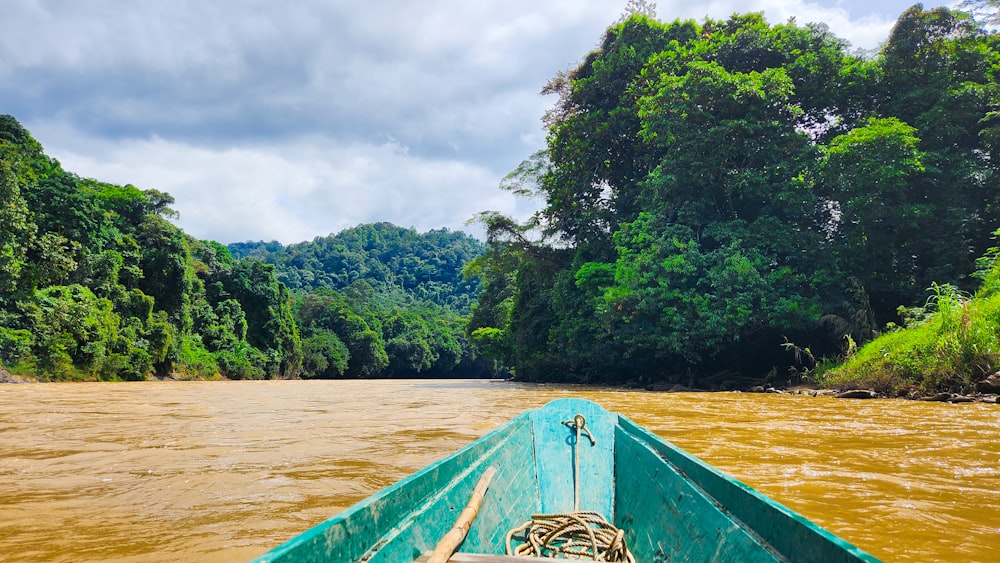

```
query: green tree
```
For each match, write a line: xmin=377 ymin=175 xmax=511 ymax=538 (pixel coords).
xmin=23 ymin=285 xmax=118 ymax=379
xmin=0 ymin=147 xmax=34 ymax=303
xmin=297 ymin=288 xmax=387 ymax=378
xmin=0 ymin=115 xmax=308 ymax=381
xmin=209 ymin=259 xmax=301 ymax=377
xmin=301 ymin=331 xmax=350 ymax=379
xmin=862 ymin=6 xmax=1000 ymax=320
xmin=819 ymin=118 xmax=927 ymax=319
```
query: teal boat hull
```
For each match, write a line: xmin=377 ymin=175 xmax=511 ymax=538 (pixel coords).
xmin=251 ymin=398 xmax=880 ymax=562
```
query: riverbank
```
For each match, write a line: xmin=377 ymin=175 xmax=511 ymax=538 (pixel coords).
xmin=0 ymin=366 xmax=236 ymax=384
xmin=0 ymin=367 xmax=32 ymax=384
xmin=778 ymin=386 xmax=1000 ymax=403
xmin=643 ymin=380 xmax=1000 ymax=403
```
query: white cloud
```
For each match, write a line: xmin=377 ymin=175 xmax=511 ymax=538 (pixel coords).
xmin=36 ymin=124 xmax=517 ymax=244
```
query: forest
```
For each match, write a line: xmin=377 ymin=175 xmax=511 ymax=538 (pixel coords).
xmin=0 ymin=116 xmax=488 ymax=380
xmin=2 ymin=4 xmax=999 ymax=390
xmin=229 ymin=225 xmax=491 ymax=379
xmin=467 ymin=3 xmax=1000 ymax=389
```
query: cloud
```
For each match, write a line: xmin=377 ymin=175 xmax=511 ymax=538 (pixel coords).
xmin=1 ymin=0 xmax=947 ymax=244
xmin=37 ymin=125 xmax=517 ymax=244
xmin=3 ymin=1 xmax=612 ymax=158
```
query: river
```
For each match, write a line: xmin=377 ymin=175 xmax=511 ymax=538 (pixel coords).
xmin=0 ymin=379 xmax=997 ymax=562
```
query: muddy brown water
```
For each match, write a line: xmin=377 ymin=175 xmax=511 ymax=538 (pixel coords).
xmin=1 ymin=379 xmax=998 ymax=562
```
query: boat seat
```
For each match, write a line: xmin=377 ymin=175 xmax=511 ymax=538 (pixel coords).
xmin=414 ymin=553 xmax=542 ymax=562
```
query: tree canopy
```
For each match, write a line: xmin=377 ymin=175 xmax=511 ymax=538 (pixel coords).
xmin=230 ymin=225 xmax=492 ymax=379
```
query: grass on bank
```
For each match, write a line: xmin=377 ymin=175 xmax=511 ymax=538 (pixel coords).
xmin=820 ymin=273 xmax=1000 ymax=397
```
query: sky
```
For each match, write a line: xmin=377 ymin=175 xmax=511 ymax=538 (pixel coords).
xmin=0 ymin=0 xmax=953 ymax=244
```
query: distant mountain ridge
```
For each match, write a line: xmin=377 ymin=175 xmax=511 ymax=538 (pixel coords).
xmin=229 ymin=224 xmax=494 ymax=380
xmin=228 ymin=222 xmax=485 ymax=313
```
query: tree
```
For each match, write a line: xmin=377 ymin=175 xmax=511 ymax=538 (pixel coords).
xmin=297 ymin=288 xmax=387 ymax=378
xmin=23 ymin=285 xmax=119 ymax=379
xmin=0 ymin=115 xmax=310 ymax=381
xmin=0 ymin=147 xmax=34 ymax=302
xmin=864 ymin=5 xmax=1000 ymax=319
xmin=135 ymin=214 xmax=192 ymax=322
xmin=210 ymin=259 xmax=301 ymax=377
xmin=819 ymin=118 xmax=927 ymax=320
xmin=301 ymin=331 xmax=349 ymax=379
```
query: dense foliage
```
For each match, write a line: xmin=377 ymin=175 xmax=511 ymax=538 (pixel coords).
xmin=228 ymin=225 xmax=491 ymax=379
xmin=0 ymin=116 xmax=300 ymax=380
xmin=229 ymin=223 xmax=483 ymax=311
xmin=469 ymin=5 xmax=1000 ymax=386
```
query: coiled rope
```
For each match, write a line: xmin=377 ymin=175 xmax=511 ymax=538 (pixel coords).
xmin=505 ymin=511 xmax=636 ymax=562
xmin=504 ymin=414 xmax=636 ymax=562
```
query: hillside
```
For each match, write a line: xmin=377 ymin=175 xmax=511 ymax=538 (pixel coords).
xmin=229 ymin=223 xmax=484 ymax=312
xmin=228 ymin=225 xmax=494 ymax=379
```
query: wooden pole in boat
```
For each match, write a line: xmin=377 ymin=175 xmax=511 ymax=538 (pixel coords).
xmin=426 ymin=466 xmax=498 ymax=563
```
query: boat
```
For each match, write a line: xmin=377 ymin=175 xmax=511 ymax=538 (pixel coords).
xmin=250 ymin=398 xmax=881 ymax=562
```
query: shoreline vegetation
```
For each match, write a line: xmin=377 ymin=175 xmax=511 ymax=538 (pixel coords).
xmin=4 ymin=4 xmax=1000 ymax=393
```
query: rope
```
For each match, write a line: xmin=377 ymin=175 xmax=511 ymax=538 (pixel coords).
xmin=505 ymin=511 xmax=635 ymax=562
xmin=562 ymin=415 xmax=595 ymax=512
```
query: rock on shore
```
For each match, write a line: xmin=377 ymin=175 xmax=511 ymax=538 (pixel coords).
xmin=1 ymin=367 xmax=31 ymax=383
xmin=835 ymin=389 xmax=878 ymax=399
xmin=976 ymin=372 xmax=1000 ymax=394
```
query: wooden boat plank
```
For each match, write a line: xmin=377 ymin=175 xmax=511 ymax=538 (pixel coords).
xmin=359 ymin=417 xmax=536 ymax=563
xmin=615 ymin=425 xmax=784 ymax=561
xmin=529 ymin=397 xmax=616 ymax=516
xmin=461 ymin=442 xmax=538 ymax=552
xmin=252 ymin=416 xmax=536 ymax=563
xmin=414 ymin=554 xmax=542 ymax=562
